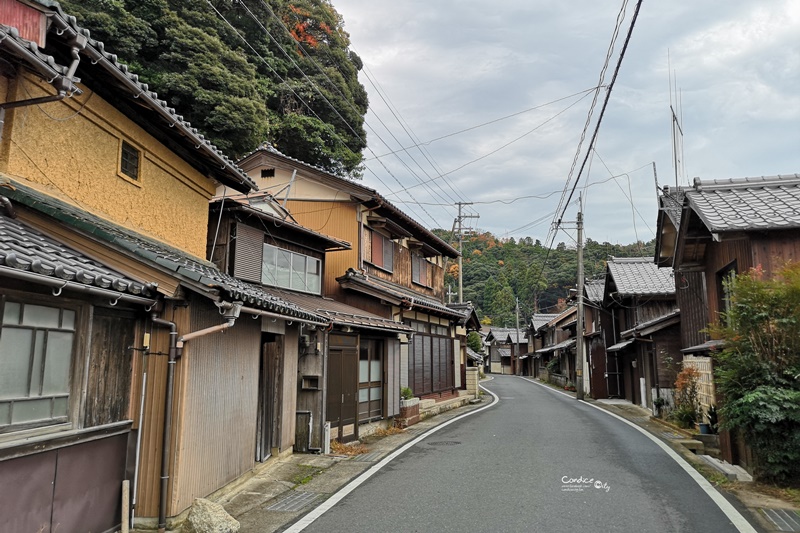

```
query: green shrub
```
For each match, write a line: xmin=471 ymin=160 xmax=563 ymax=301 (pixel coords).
xmin=722 ymin=386 xmax=800 ymax=483
xmin=710 ymin=263 xmax=800 ymax=484
xmin=400 ymin=387 xmax=414 ymax=400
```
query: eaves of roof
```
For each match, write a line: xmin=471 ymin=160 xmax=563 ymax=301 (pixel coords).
xmin=0 ymin=211 xmax=157 ymax=305
xmin=263 ymin=288 xmax=411 ymax=334
xmin=215 ymin=199 xmax=351 ymax=251
xmin=619 ymin=309 xmax=681 ymax=338
xmin=336 ymin=268 xmax=463 ymax=319
xmin=1 ymin=179 xmax=325 ymax=323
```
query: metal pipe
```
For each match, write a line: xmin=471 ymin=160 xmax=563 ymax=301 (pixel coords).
xmin=0 ymin=265 xmax=157 ymax=306
xmin=150 ymin=313 xmax=176 ymax=533
xmin=177 ymin=320 xmax=234 ymax=346
xmin=131 ymin=371 xmax=147 ymax=530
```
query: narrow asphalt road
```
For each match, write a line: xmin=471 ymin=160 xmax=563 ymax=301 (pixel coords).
xmin=291 ymin=375 xmax=759 ymax=533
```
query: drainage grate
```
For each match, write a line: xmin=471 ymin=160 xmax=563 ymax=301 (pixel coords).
xmin=265 ymin=491 xmax=321 ymax=512
xmin=761 ymin=509 xmax=800 ymax=532
xmin=350 ymin=451 xmax=384 ymax=462
xmin=427 ymin=441 xmax=460 ymax=446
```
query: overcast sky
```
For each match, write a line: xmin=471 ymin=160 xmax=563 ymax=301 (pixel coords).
xmin=332 ymin=0 xmax=799 ymax=246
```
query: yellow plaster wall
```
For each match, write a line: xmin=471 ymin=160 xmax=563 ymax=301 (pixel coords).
xmin=2 ymin=74 xmax=216 ymax=257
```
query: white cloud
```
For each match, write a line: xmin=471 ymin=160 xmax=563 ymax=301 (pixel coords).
xmin=336 ymin=0 xmax=800 ymax=242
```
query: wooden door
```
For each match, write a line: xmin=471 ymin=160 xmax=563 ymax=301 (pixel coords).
xmin=256 ymin=334 xmax=282 ymax=461
xmin=327 ymin=346 xmax=358 ymax=442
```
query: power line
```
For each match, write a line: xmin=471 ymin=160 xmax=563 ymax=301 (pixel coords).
xmin=366 ymin=86 xmax=604 ymax=162
xmin=383 ymin=90 xmax=596 ymax=199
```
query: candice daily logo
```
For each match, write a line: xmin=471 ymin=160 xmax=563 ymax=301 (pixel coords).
xmin=561 ymin=475 xmax=611 ymax=493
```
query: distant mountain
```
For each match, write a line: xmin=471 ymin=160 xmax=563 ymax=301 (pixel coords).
xmin=434 ymin=229 xmax=655 ymax=324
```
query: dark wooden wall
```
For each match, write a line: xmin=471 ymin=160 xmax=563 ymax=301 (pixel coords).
xmin=84 ymin=307 xmax=139 ymax=427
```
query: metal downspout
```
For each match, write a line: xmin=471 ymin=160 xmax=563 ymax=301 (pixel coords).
xmin=150 ymin=313 xmax=176 ymax=533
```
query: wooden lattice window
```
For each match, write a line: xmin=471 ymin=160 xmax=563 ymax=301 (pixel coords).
xmin=120 ymin=141 xmax=140 ymax=180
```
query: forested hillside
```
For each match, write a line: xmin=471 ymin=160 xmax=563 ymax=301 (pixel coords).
xmin=59 ymin=0 xmax=367 ymax=177
xmin=434 ymin=230 xmax=656 ymax=326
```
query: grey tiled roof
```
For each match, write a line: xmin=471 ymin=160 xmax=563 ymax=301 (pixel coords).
xmin=466 ymin=347 xmax=483 ymax=362
xmin=0 ymin=3 xmax=255 ymax=193
xmin=686 ymin=174 xmax=800 ymax=232
xmin=659 ymin=186 xmax=687 ymax=228
xmin=264 ymin=288 xmax=411 ymax=333
xmin=488 ymin=327 xmax=525 ymax=344
xmin=1 ymin=180 xmax=324 ymax=322
xmin=0 ymin=213 xmax=154 ymax=297
xmin=531 ymin=313 xmax=559 ymax=331
xmin=584 ymin=280 xmax=604 ymax=303
xmin=607 ymin=257 xmax=675 ymax=297
xmin=337 ymin=268 xmax=462 ymax=319
xmin=497 ymin=347 xmax=511 ymax=358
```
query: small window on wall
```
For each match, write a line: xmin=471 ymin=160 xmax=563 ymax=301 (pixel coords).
xmin=370 ymin=230 xmax=393 ymax=272
xmin=412 ymin=254 xmax=430 ymax=287
xmin=119 ymin=140 xmax=140 ymax=181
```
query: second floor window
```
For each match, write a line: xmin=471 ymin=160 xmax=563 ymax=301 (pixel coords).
xmin=262 ymin=243 xmax=321 ymax=294
xmin=120 ymin=140 xmax=140 ymax=180
xmin=412 ymin=254 xmax=430 ymax=287
xmin=370 ymin=230 xmax=393 ymax=272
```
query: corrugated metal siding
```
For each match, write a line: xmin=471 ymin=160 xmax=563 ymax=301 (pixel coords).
xmin=233 ymin=223 xmax=264 ymax=283
xmin=285 ymin=200 xmax=360 ymax=297
xmin=170 ymin=296 xmax=262 ymax=515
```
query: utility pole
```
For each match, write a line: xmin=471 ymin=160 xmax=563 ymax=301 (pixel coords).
xmin=454 ymin=202 xmax=479 ymax=303
xmin=515 ymin=297 xmax=521 ymax=376
xmin=576 ymin=195 xmax=585 ymax=401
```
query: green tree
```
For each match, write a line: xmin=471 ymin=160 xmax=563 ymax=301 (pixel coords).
xmin=59 ymin=0 xmax=367 ymax=174
xmin=467 ymin=331 xmax=483 ymax=354
xmin=710 ymin=263 xmax=800 ymax=484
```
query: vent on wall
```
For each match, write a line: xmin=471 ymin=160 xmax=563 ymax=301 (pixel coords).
xmin=261 ymin=168 xmax=275 ymax=178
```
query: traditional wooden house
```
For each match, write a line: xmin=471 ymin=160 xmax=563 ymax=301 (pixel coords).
xmin=601 ymin=257 xmax=681 ymax=409
xmin=532 ymin=308 xmax=577 ymax=388
xmin=526 ymin=313 xmax=558 ymax=378
xmin=485 ymin=327 xmax=526 ymax=375
xmin=205 ymin=196 xmax=413 ymax=445
xmin=233 ymin=143 xmax=468 ymax=441
xmin=0 ymin=4 xmax=334 ymax=531
xmin=582 ymin=279 xmax=616 ymax=398
xmin=655 ymin=174 xmax=800 ymax=467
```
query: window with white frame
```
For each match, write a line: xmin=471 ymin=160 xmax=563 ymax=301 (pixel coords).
xmin=261 ymin=243 xmax=321 ymax=294
xmin=0 ymin=300 xmax=77 ymax=432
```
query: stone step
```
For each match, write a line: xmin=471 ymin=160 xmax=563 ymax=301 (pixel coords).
xmin=698 ymin=454 xmax=753 ymax=482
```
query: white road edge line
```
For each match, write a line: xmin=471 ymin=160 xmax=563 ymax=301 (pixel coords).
xmin=521 ymin=376 xmax=757 ymax=533
xmin=284 ymin=385 xmax=501 ymax=532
